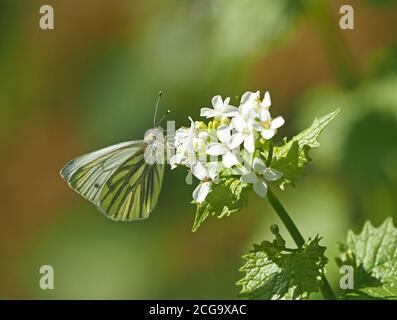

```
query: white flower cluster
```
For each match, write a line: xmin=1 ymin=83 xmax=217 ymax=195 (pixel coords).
xmin=170 ymin=91 xmax=285 ymax=203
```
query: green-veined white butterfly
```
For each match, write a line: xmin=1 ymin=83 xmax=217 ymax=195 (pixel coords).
xmin=60 ymin=93 xmax=167 ymax=221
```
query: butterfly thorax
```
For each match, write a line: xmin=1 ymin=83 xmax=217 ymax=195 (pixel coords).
xmin=144 ymin=127 xmax=165 ymax=165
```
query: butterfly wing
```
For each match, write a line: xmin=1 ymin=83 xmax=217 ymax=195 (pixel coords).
xmin=60 ymin=140 xmax=164 ymax=221
xmin=98 ymin=152 xmax=164 ymax=221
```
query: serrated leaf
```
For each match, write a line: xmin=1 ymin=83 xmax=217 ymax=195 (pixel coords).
xmin=269 ymin=108 xmax=340 ymax=189
xmin=337 ymin=217 xmax=397 ymax=300
xmin=192 ymin=178 xmax=250 ymax=232
xmin=237 ymin=236 xmax=328 ymax=300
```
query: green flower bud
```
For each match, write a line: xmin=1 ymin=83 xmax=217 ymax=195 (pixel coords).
xmin=270 ymin=224 xmax=279 ymax=235
xmin=195 ymin=121 xmax=207 ymax=130
xmin=208 ymin=119 xmax=220 ymax=129
xmin=220 ymin=117 xmax=231 ymax=125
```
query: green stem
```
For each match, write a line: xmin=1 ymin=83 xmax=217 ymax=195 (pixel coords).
xmin=266 ymin=188 xmax=337 ymax=300
xmin=266 ymin=140 xmax=274 ymax=167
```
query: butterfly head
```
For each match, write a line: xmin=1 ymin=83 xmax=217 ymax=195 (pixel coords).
xmin=144 ymin=127 xmax=164 ymax=143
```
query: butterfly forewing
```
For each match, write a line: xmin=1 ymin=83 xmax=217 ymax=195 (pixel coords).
xmin=60 ymin=139 xmax=164 ymax=221
xmin=61 ymin=141 xmax=144 ymax=202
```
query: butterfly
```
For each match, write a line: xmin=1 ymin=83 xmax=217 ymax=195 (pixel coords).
xmin=60 ymin=93 xmax=168 ymax=221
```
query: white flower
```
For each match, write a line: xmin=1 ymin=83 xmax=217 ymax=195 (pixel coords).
xmin=170 ymin=117 xmax=206 ymax=169
xmin=240 ymin=90 xmax=271 ymax=115
xmin=254 ymin=109 xmax=285 ymax=140
xmin=191 ymin=162 xmax=218 ymax=203
xmin=230 ymin=114 xmax=257 ymax=153
xmin=240 ymin=158 xmax=282 ymax=198
xmin=206 ymin=125 xmax=241 ymax=168
xmin=173 ymin=117 xmax=198 ymax=147
xmin=200 ymin=95 xmax=239 ymax=119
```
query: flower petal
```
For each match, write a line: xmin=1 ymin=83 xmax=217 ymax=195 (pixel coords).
xmin=253 ymin=180 xmax=268 ymax=198
xmin=200 ymin=108 xmax=215 ymax=118
xmin=185 ymin=171 xmax=193 ymax=185
xmin=240 ymin=91 xmax=255 ymax=105
xmin=207 ymin=162 xmax=218 ymax=180
xmin=271 ymin=116 xmax=285 ymax=129
xmin=244 ymin=133 xmax=255 ymax=153
xmin=240 ymin=171 xmax=258 ymax=184
xmin=198 ymin=131 xmax=209 ymax=140
xmin=223 ymin=151 xmax=239 ymax=168
xmin=263 ymin=168 xmax=283 ymax=181
xmin=212 ymin=95 xmax=223 ymax=110
xmin=229 ymin=132 xmax=244 ymax=150
xmin=260 ymin=129 xmax=275 ymax=140
xmin=253 ymin=158 xmax=267 ymax=173
xmin=169 ymin=156 xmax=178 ymax=169
xmin=222 ymin=105 xmax=239 ymax=117
xmin=192 ymin=182 xmax=211 ymax=203
xmin=170 ymin=153 xmax=184 ymax=168
xmin=231 ymin=115 xmax=245 ymax=132
xmin=206 ymin=143 xmax=225 ymax=156
xmin=191 ymin=161 xmax=207 ymax=180
xmin=217 ymin=125 xmax=231 ymax=144
xmin=239 ymin=103 xmax=253 ymax=117
xmin=261 ymin=91 xmax=271 ymax=108
xmin=259 ymin=109 xmax=271 ymax=122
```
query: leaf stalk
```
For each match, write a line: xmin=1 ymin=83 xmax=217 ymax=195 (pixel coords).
xmin=266 ymin=188 xmax=337 ymax=300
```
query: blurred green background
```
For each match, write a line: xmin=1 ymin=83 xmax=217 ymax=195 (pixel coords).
xmin=0 ymin=0 xmax=397 ymax=299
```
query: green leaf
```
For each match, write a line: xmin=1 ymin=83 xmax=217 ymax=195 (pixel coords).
xmin=237 ymin=235 xmax=328 ymax=300
xmin=337 ymin=217 xmax=397 ymax=300
xmin=192 ymin=178 xmax=250 ymax=232
xmin=269 ymin=108 xmax=340 ymax=189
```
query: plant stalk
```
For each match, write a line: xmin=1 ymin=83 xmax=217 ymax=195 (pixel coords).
xmin=266 ymin=188 xmax=337 ymax=300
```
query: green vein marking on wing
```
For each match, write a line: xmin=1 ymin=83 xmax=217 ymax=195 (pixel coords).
xmin=60 ymin=140 xmax=164 ymax=221
xmin=99 ymin=152 xmax=164 ymax=221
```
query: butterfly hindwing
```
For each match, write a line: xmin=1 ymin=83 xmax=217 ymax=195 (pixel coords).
xmin=99 ymin=152 xmax=164 ymax=220
xmin=60 ymin=140 xmax=164 ymax=221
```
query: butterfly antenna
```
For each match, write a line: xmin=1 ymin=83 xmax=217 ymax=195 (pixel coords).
xmin=153 ymin=90 xmax=163 ymax=127
xmin=156 ymin=109 xmax=171 ymax=127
